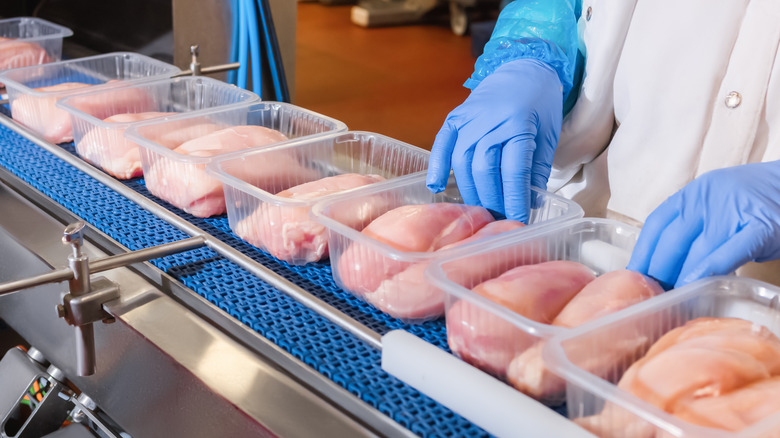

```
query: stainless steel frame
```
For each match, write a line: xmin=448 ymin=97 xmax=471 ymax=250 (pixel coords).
xmin=0 ymin=117 xmax=413 ymax=437
xmin=0 ymin=116 xmax=382 ymax=350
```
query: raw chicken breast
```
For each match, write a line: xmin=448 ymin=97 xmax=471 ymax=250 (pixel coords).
xmin=364 ymin=220 xmax=526 ymax=321
xmin=623 ymin=323 xmax=780 ymax=412
xmin=637 ymin=317 xmax=764 ymax=362
xmin=143 ymin=125 xmax=301 ymax=217
xmin=446 ymin=261 xmax=595 ymax=377
xmin=0 ymin=37 xmax=51 ymax=86
xmin=552 ymin=270 xmax=665 ymax=328
xmin=234 ymin=173 xmax=388 ymax=264
xmin=577 ymin=317 xmax=780 ymax=438
xmin=336 ymin=203 xmax=495 ymax=299
xmin=171 ymin=125 xmax=289 ymax=156
xmin=11 ymin=82 xmax=91 ymax=143
xmin=11 ymin=81 xmax=152 ymax=144
xmin=673 ymin=376 xmax=780 ymax=433
xmin=143 ymin=119 xmax=224 ymax=150
xmin=76 ymin=111 xmax=176 ymax=179
xmin=507 ymin=270 xmax=664 ymax=404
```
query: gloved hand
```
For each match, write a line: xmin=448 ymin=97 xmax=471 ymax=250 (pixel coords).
xmin=627 ymin=160 xmax=780 ymax=288
xmin=426 ymin=58 xmax=564 ymax=223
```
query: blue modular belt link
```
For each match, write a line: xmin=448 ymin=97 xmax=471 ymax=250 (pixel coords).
xmin=0 ymin=115 xmax=492 ymax=437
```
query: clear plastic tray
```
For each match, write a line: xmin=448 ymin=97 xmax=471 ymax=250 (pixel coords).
xmin=57 ymin=76 xmax=259 ymax=179
xmin=207 ymin=131 xmax=430 ymax=265
xmin=0 ymin=17 xmax=72 ymax=77
xmin=425 ymin=218 xmax=648 ymax=404
xmin=544 ymin=276 xmax=780 ymax=438
xmin=124 ymin=101 xmax=348 ymax=218
xmin=0 ymin=52 xmax=180 ymax=144
xmin=311 ymin=175 xmax=584 ymax=323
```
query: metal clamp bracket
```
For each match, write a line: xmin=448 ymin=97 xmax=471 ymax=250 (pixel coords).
xmin=57 ymin=277 xmax=119 ymax=327
xmin=0 ymin=221 xmax=207 ymax=377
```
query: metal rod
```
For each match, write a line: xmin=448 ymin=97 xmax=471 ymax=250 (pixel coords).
xmin=189 ymin=45 xmax=202 ymax=76
xmin=0 ymin=116 xmax=384 ymax=350
xmin=68 ymin=256 xmax=90 ymax=298
xmin=200 ymin=62 xmax=242 ymax=75
xmin=75 ymin=323 xmax=96 ymax=376
xmin=0 ymin=267 xmax=73 ymax=296
xmin=90 ymin=236 xmax=207 ymax=274
xmin=172 ymin=62 xmax=241 ymax=78
xmin=67 ymin=241 xmax=95 ymax=376
xmin=0 ymin=236 xmax=207 ymax=296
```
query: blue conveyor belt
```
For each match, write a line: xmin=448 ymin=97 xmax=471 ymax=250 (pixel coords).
xmin=0 ymin=117 xmax=492 ymax=437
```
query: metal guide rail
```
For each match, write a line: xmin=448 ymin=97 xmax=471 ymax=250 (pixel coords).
xmin=0 ymin=111 xmax=491 ymax=437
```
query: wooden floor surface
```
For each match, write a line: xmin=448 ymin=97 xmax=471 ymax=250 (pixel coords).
xmin=294 ymin=3 xmax=477 ymax=150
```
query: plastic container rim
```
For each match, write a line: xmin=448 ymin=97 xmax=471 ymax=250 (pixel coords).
xmin=55 ymin=76 xmax=260 ymax=129
xmin=311 ymin=177 xmax=584 ymax=264
xmin=0 ymin=52 xmax=181 ymax=97
xmin=124 ymin=100 xmax=349 ymax=165
xmin=0 ymin=17 xmax=73 ymax=42
xmin=205 ymin=130 xmax=430 ymax=208
xmin=425 ymin=217 xmax=636 ymax=338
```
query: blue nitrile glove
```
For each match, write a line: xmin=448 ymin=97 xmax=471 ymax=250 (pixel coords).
xmin=627 ymin=160 xmax=780 ymax=288
xmin=426 ymin=58 xmax=563 ymax=223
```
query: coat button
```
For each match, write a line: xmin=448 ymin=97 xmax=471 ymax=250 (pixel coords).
xmin=586 ymin=6 xmax=593 ymax=21
xmin=725 ymin=91 xmax=742 ymax=108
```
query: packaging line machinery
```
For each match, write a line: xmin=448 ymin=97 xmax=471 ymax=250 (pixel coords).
xmin=0 ymin=109 xmax=494 ymax=436
xmin=0 ymin=52 xmax=595 ymax=433
xmin=0 ymin=3 xmax=588 ymax=436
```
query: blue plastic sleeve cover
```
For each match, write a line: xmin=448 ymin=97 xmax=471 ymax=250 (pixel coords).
xmin=464 ymin=0 xmax=581 ymax=102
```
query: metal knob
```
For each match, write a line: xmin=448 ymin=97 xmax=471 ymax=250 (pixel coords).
xmin=26 ymin=347 xmax=46 ymax=365
xmin=71 ymin=393 xmax=98 ymax=423
xmin=190 ymin=44 xmax=202 ymax=76
xmin=63 ymin=221 xmax=87 ymax=258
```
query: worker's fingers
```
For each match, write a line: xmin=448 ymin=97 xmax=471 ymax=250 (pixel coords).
xmin=451 ymin=120 xmax=488 ymax=207
xmin=427 ymin=120 xmax=458 ymax=193
xmin=451 ymin=141 xmax=480 ymax=206
xmin=529 ymin=101 xmax=560 ymax=194
xmin=678 ymin=222 xmax=767 ymax=286
xmin=627 ymin=195 xmax=681 ymax=275
xmin=501 ymin=135 xmax=537 ymax=223
xmin=529 ymin=116 xmax=559 ymax=213
xmin=473 ymin=132 xmax=509 ymax=215
xmin=645 ymin=211 xmax=703 ymax=288
xmin=674 ymin=218 xmax=738 ymax=286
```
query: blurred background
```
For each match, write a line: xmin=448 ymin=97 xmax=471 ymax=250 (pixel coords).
xmin=0 ymin=0 xmax=503 ymax=149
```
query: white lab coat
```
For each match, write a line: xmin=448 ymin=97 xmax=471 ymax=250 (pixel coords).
xmin=548 ymin=0 xmax=780 ymax=284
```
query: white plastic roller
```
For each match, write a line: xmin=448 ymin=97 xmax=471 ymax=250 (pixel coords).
xmin=380 ymin=330 xmax=596 ymax=438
